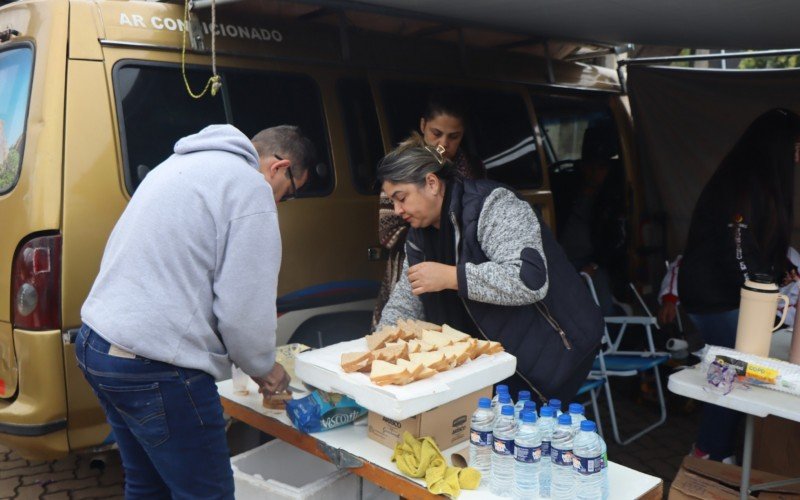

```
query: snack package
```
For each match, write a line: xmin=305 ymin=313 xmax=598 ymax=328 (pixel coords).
xmin=285 ymin=390 xmax=366 ymax=433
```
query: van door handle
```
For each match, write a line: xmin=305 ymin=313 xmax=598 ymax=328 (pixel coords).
xmin=367 ymin=247 xmax=387 ymax=261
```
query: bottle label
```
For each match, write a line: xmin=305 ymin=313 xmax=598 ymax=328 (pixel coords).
xmin=541 ymin=440 xmax=551 ymax=458
xmin=602 ymin=452 xmax=608 ymax=469
xmin=493 ymin=436 xmax=515 ymax=456
xmin=470 ymin=429 xmax=493 ymax=447
xmin=573 ymin=454 xmax=603 ymax=475
xmin=515 ymin=444 xmax=542 ymax=463
xmin=551 ymin=446 xmax=573 ymax=466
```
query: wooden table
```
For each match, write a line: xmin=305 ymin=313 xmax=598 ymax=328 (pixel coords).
xmin=219 ymin=379 xmax=663 ymax=499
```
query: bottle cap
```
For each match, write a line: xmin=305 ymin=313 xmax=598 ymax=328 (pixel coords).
xmin=521 ymin=410 xmax=536 ymax=423
xmin=496 ymin=384 xmax=509 ymax=395
xmin=518 ymin=390 xmax=531 ymax=401
xmin=557 ymin=413 xmax=572 ymax=425
xmin=580 ymin=420 xmax=597 ymax=432
xmin=540 ymin=406 xmax=555 ymax=417
xmin=569 ymin=403 xmax=585 ymax=415
xmin=523 ymin=401 xmax=537 ymax=412
xmin=549 ymin=399 xmax=562 ymax=411
xmin=501 ymin=405 xmax=514 ymax=416
xmin=478 ymin=397 xmax=491 ymax=409
xmin=499 ymin=393 xmax=511 ymax=404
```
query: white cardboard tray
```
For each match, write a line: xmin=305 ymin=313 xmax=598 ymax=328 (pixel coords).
xmin=295 ymin=338 xmax=517 ymax=420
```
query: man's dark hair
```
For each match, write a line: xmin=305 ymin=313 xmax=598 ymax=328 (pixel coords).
xmin=251 ymin=125 xmax=316 ymax=175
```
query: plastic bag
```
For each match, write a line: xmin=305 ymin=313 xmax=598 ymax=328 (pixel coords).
xmin=285 ymin=390 xmax=366 ymax=433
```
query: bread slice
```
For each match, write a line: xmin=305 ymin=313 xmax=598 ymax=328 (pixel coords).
xmin=487 ymin=341 xmax=504 ymax=354
xmin=441 ymin=342 xmax=471 ymax=366
xmin=370 ymin=360 xmax=409 ymax=386
xmin=414 ymin=320 xmax=442 ymax=332
xmin=341 ymin=351 xmax=373 ymax=373
xmin=415 ymin=365 xmax=438 ymax=381
xmin=473 ymin=339 xmax=491 ymax=357
xmin=375 ymin=342 xmax=407 ymax=362
xmin=407 ymin=339 xmax=422 ymax=354
xmin=366 ymin=328 xmax=395 ymax=351
xmin=441 ymin=324 xmax=471 ymax=342
xmin=421 ymin=330 xmax=455 ymax=349
xmin=409 ymin=351 xmax=446 ymax=368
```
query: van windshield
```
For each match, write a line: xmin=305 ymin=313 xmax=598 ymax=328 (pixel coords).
xmin=0 ymin=47 xmax=34 ymax=193
xmin=114 ymin=62 xmax=332 ymax=197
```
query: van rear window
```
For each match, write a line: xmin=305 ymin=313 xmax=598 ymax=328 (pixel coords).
xmin=380 ymin=81 xmax=542 ymax=189
xmin=114 ymin=62 xmax=332 ymax=197
xmin=0 ymin=46 xmax=34 ymax=194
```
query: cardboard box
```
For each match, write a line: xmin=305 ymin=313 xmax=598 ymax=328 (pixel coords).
xmin=669 ymin=456 xmax=800 ymax=500
xmin=367 ymin=387 xmax=492 ymax=450
xmin=753 ymin=415 xmax=800 ymax=478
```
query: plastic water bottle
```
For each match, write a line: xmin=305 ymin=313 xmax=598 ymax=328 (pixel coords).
xmin=514 ymin=390 xmax=531 ymax=419
xmin=469 ymin=397 xmax=495 ymax=484
xmin=599 ymin=425 xmax=609 ymax=499
xmin=517 ymin=401 xmax=538 ymax=431
xmin=573 ymin=420 xmax=607 ymax=500
xmin=495 ymin=392 xmax=514 ymax=419
xmin=548 ymin=398 xmax=563 ymax=416
xmin=538 ymin=406 xmax=557 ymax=498
xmin=492 ymin=384 xmax=509 ymax=409
xmin=550 ymin=414 xmax=575 ymax=500
xmin=513 ymin=410 xmax=541 ymax=500
xmin=490 ymin=405 xmax=517 ymax=497
xmin=568 ymin=403 xmax=586 ymax=433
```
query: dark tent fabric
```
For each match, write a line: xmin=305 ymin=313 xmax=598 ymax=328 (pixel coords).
xmin=626 ymin=65 xmax=800 ymax=256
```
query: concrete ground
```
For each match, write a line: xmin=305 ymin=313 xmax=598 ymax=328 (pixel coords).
xmin=0 ymin=446 xmax=124 ymax=499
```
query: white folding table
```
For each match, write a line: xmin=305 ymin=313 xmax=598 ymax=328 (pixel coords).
xmin=668 ymin=366 xmax=800 ymax=500
xmin=219 ymin=379 xmax=663 ymax=499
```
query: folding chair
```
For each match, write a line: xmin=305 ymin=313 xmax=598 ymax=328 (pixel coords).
xmin=581 ymin=272 xmax=670 ymax=445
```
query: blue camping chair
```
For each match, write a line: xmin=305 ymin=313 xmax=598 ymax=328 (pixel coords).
xmin=581 ymin=273 xmax=671 ymax=445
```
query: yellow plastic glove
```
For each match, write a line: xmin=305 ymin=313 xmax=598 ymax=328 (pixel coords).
xmin=391 ymin=432 xmax=482 ymax=498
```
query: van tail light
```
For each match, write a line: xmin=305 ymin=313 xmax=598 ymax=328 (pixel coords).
xmin=12 ymin=234 xmax=61 ymax=330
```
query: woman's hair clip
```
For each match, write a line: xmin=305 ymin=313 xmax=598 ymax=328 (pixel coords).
xmin=423 ymin=144 xmax=447 ymax=166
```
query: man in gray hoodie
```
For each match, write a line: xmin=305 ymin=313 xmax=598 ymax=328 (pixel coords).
xmin=76 ymin=124 xmax=315 ymax=499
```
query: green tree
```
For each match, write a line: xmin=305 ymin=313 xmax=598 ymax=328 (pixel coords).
xmin=0 ymin=147 xmax=20 ymax=190
xmin=739 ymin=54 xmax=799 ymax=69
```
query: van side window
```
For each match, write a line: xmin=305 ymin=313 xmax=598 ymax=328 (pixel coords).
xmin=380 ymin=81 xmax=542 ymax=189
xmin=225 ymin=71 xmax=332 ymax=197
xmin=336 ymin=78 xmax=383 ymax=194
xmin=115 ymin=64 xmax=227 ymax=193
xmin=0 ymin=47 xmax=34 ymax=194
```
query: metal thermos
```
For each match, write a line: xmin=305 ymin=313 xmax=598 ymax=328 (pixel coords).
xmin=734 ymin=274 xmax=790 ymax=357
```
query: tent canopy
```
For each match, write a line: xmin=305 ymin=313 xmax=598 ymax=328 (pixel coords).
xmin=302 ymin=0 xmax=800 ymax=49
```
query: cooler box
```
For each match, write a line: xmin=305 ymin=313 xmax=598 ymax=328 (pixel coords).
xmin=232 ymin=439 xmax=394 ymax=500
xmin=295 ymin=338 xmax=516 ymax=420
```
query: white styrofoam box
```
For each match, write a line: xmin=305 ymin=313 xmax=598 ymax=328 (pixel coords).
xmin=232 ymin=439 xmax=397 ymax=500
xmin=295 ymin=338 xmax=516 ymax=420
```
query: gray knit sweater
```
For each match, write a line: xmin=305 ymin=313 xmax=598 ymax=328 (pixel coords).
xmin=378 ymin=187 xmax=548 ymax=328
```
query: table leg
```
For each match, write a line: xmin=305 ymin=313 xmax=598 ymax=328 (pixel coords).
xmin=741 ymin=414 xmax=754 ymax=500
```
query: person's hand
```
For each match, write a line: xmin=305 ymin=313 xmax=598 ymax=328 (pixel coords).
xmin=658 ymin=301 xmax=678 ymax=326
xmin=407 ymin=262 xmax=458 ymax=296
xmin=252 ymin=362 xmax=290 ymax=395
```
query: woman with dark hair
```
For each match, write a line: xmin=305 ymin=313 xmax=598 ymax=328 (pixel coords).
xmin=679 ymin=108 xmax=800 ymax=462
xmin=373 ymin=92 xmax=486 ymax=326
xmin=373 ymin=143 xmax=603 ymax=403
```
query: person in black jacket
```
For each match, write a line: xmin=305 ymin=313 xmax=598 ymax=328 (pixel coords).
xmin=679 ymin=108 xmax=800 ymax=462
xmin=375 ymin=143 xmax=603 ymax=404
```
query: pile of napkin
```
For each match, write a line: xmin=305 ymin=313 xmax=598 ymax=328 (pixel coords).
xmin=391 ymin=432 xmax=481 ymax=498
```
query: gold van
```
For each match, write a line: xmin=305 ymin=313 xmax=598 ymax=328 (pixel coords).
xmin=0 ymin=0 xmax=632 ymax=458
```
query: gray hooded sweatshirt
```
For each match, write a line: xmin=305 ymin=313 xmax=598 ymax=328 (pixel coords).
xmin=82 ymin=124 xmax=279 ymax=380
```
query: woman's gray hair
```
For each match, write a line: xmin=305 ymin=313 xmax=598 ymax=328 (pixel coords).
xmin=377 ymin=133 xmax=454 ymax=186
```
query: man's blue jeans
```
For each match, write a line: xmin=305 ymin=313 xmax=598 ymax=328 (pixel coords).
xmin=75 ymin=324 xmax=235 ymax=499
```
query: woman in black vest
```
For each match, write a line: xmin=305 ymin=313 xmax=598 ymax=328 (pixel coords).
xmin=375 ymin=143 xmax=603 ymax=404
xmin=680 ymin=108 xmax=800 ymax=462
